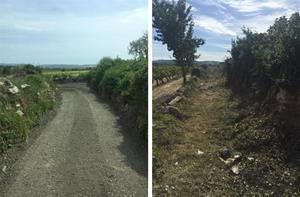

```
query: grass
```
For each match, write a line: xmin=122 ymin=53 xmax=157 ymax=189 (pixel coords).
xmin=0 ymin=75 xmax=56 ymax=152
xmin=153 ymin=74 xmax=300 ymax=196
xmin=42 ymin=69 xmax=90 ymax=82
xmin=42 ymin=69 xmax=89 ymax=77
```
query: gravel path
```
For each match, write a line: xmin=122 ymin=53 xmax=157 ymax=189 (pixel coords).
xmin=1 ymin=83 xmax=147 ymax=197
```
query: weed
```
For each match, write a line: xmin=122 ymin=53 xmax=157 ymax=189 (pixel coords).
xmin=0 ymin=74 xmax=56 ymax=153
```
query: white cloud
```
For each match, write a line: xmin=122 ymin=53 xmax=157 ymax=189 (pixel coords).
xmin=153 ymin=0 xmax=299 ymax=62
xmin=194 ymin=15 xmax=236 ymax=36
xmin=217 ymin=0 xmax=292 ymax=13
xmin=197 ymin=0 xmax=227 ymax=10
xmin=193 ymin=1 xmax=297 ymax=37
xmin=198 ymin=51 xmax=229 ymax=61
xmin=212 ymin=44 xmax=232 ymax=50
xmin=238 ymin=8 xmax=296 ymax=33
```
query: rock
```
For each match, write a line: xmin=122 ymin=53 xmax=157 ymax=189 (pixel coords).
xmin=16 ymin=109 xmax=24 ymax=116
xmin=197 ymin=150 xmax=204 ymax=155
xmin=174 ymin=162 xmax=178 ymax=166
xmin=233 ymin=153 xmax=242 ymax=162
xmin=231 ymin=165 xmax=239 ymax=175
xmin=165 ymin=185 xmax=169 ymax=192
xmin=8 ymin=86 xmax=19 ymax=94
xmin=167 ymin=106 xmax=184 ymax=120
xmin=21 ymin=84 xmax=30 ymax=89
xmin=247 ymin=157 xmax=255 ymax=161
xmin=168 ymin=96 xmax=183 ymax=105
xmin=2 ymin=165 xmax=7 ymax=173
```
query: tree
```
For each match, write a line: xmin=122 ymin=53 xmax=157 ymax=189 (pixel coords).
xmin=128 ymin=33 xmax=148 ymax=60
xmin=153 ymin=0 xmax=204 ymax=83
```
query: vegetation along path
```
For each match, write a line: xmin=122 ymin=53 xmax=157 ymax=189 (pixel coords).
xmin=1 ymin=83 xmax=147 ymax=197
xmin=153 ymin=77 xmax=299 ymax=196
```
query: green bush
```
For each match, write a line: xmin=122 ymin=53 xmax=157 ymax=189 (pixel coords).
xmin=225 ymin=12 xmax=300 ymax=97
xmin=224 ymin=12 xmax=300 ymax=155
xmin=0 ymin=64 xmax=41 ymax=77
xmin=0 ymin=75 xmax=56 ymax=152
xmin=88 ymin=57 xmax=148 ymax=139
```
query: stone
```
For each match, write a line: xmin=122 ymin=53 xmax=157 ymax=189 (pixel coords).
xmin=21 ymin=84 xmax=30 ymax=89
xmin=247 ymin=157 xmax=255 ymax=161
xmin=2 ymin=166 xmax=7 ymax=173
xmin=8 ymin=86 xmax=19 ymax=94
xmin=168 ymin=96 xmax=183 ymax=105
xmin=16 ymin=109 xmax=24 ymax=116
xmin=197 ymin=150 xmax=204 ymax=155
xmin=231 ymin=165 xmax=239 ymax=175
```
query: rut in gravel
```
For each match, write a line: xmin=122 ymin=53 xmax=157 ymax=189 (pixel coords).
xmin=1 ymin=83 xmax=147 ymax=197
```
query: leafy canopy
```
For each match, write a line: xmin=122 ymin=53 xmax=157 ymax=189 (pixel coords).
xmin=128 ymin=33 xmax=148 ymax=60
xmin=153 ymin=0 xmax=204 ymax=83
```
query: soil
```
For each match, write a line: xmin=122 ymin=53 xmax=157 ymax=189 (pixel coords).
xmin=153 ymin=76 xmax=190 ymax=101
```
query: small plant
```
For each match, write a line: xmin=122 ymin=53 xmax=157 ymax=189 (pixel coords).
xmin=0 ymin=74 xmax=56 ymax=153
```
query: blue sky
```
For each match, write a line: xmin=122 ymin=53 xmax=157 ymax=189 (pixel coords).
xmin=0 ymin=0 xmax=147 ymax=64
xmin=153 ymin=0 xmax=299 ymax=61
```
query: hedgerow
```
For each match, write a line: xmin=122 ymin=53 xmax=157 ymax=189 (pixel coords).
xmin=225 ymin=12 xmax=300 ymax=98
xmin=88 ymin=57 xmax=148 ymax=139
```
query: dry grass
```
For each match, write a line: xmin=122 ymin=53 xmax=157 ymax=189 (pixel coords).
xmin=153 ymin=76 xmax=300 ymax=196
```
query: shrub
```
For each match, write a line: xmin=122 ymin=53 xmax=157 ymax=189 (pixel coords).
xmin=0 ymin=75 xmax=56 ymax=152
xmin=225 ymin=13 xmax=300 ymax=98
xmin=88 ymin=57 xmax=148 ymax=139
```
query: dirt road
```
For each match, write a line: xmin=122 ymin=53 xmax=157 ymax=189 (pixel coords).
xmin=153 ymin=76 xmax=190 ymax=101
xmin=1 ymin=83 xmax=147 ymax=197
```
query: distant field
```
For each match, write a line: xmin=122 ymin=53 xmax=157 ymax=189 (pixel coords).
xmin=42 ymin=69 xmax=89 ymax=77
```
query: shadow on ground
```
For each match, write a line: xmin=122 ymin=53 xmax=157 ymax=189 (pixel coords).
xmin=88 ymin=88 xmax=148 ymax=178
